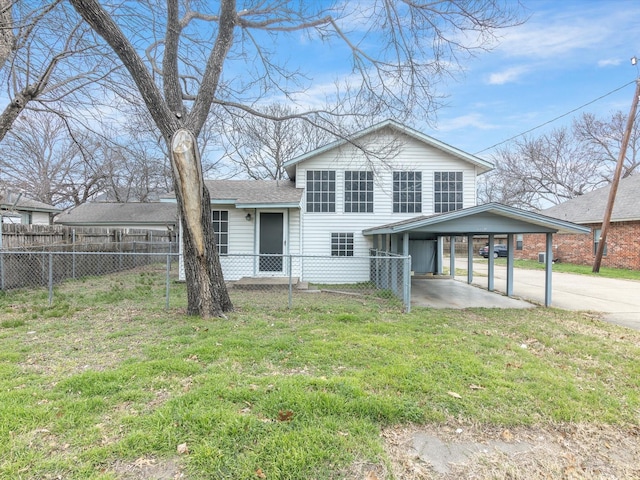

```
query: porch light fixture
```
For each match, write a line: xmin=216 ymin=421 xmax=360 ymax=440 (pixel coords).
xmin=245 ymin=213 xmax=252 ymax=221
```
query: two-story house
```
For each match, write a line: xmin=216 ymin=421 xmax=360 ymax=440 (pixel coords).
xmin=173 ymin=119 xmax=590 ymax=307
xmin=176 ymin=119 xmax=494 ymax=282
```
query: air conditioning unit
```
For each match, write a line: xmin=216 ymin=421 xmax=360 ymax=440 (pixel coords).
xmin=538 ymin=252 xmax=545 ymax=263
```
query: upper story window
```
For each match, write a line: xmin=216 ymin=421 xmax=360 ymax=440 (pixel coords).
xmin=306 ymin=170 xmax=335 ymax=213
xmin=434 ymin=171 xmax=463 ymax=213
xmin=344 ymin=171 xmax=373 ymax=213
xmin=211 ymin=210 xmax=228 ymax=255
xmin=393 ymin=171 xmax=422 ymax=213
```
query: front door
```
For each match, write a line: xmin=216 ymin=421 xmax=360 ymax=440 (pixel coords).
xmin=259 ymin=212 xmax=284 ymax=272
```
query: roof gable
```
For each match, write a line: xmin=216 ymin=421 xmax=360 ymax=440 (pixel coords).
xmin=284 ymin=119 xmax=494 ymax=179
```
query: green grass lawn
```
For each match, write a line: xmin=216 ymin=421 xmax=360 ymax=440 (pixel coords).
xmin=1 ymin=266 xmax=639 ymax=479
xmin=511 ymin=258 xmax=640 ymax=280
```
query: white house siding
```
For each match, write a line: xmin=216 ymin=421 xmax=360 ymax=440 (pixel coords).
xmin=178 ymin=205 xmax=301 ymax=282
xmin=295 ymin=129 xmax=478 ymax=283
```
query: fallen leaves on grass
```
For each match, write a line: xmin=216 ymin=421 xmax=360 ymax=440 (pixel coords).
xmin=277 ymin=410 xmax=294 ymax=422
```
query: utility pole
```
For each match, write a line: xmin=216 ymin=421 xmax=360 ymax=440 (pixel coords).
xmin=593 ymin=68 xmax=640 ymax=273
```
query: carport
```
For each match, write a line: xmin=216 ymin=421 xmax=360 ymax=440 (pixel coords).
xmin=363 ymin=203 xmax=590 ymax=307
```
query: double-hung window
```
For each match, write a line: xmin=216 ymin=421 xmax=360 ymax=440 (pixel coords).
xmin=434 ymin=171 xmax=463 ymax=213
xmin=306 ymin=170 xmax=335 ymax=212
xmin=393 ymin=171 xmax=422 ymax=213
xmin=211 ymin=210 xmax=229 ymax=254
xmin=344 ymin=171 xmax=373 ymax=213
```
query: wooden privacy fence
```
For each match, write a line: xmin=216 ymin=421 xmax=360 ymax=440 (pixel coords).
xmin=0 ymin=224 xmax=175 ymax=251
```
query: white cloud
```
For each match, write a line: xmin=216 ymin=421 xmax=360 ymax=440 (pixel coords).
xmin=492 ymin=2 xmax=640 ymax=61
xmin=597 ymin=58 xmax=622 ymax=67
xmin=437 ymin=113 xmax=499 ymax=132
xmin=487 ymin=66 xmax=529 ymax=85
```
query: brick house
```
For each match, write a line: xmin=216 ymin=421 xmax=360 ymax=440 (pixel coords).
xmin=516 ymin=175 xmax=640 ymax=270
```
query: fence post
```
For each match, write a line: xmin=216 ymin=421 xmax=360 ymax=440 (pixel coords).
xmin=48 ymin=252 xmax=53 ymax=306
xmin=165 ymin=252 xmax=171 ymax=310
xmin=72 ymin=229 xmax=76 ymax=279
xmin=0 ymin=251 xmax=4 ymax=291
xmin=288 ymin=254 xmax=293 ymax=309
xmin=403 ymin=255 xmax=412 ymax=313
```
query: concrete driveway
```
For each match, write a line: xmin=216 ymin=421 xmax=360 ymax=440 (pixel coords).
xmin=463 ymin=261 xmax=640 ymax=330
xmin=411 ymin=277 xmax=534 ymax=310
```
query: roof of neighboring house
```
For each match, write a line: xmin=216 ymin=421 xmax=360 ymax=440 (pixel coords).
xmin=0 ymin=191 xmax=61 ymax=214
xmin=363 ymin=203 xmax=591 ymax=236
xmin=541 ymin=174 xmax=640 ymax=224
xmin=55 ymin=202 xmax=178 ymax=227
xmin=283 ymin=119 xmax=494 ymax=179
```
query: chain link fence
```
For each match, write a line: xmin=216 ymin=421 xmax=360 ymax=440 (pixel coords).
xmin=0 ymin=248 xmax=411 ymax=311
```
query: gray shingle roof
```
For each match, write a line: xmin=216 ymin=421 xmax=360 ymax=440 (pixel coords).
xmin=203 ymin=179 xmax=302 ymax=206
xmin=541 ymin=175 xmax=640 ymax=224
xmin=55 ymin=202 xmax=177 ymax=226
xmin=0 ymin=192 xmax=61 ymax=213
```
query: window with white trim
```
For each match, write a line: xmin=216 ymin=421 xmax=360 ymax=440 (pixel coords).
xmin=344 ymin=171 xmax=373 ymax=213
xmin=306 ymin=170 xmax=335 ymax=212
xmin=331 ymin=233 xmax=354 ymax=256
xmin=212 ymin=210 xmax=229 ymax=255
xmin=434 ymin=171 xmax=463 ymax=213
xmin=594 ymin=228 xmax=607 ymax=256
xmin=393 ymin=171 xmax=422 ymax=213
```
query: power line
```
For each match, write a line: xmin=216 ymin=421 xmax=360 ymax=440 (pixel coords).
xmin=474 ymin=80 xmax=637 ymax=155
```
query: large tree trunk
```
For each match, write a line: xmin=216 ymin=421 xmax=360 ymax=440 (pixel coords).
xmin=171 ymin=130 xmax=232 ymax=317
xmin=69 ymin=0 xmax=235 ymax=318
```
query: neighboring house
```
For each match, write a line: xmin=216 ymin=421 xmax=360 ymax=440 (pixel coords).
xmin=0 ymin=191 xmax=61 ymax=225
xmin=171 ymin=119 xmax=588 ymax=288
xmin=55 ymin=202 xmax=178 ymax=232
xmin=517 ymin=174 xmax=640 ymax=270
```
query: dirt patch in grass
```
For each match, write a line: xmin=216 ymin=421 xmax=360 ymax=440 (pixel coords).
xmin=376 ymin=422 xmax=640 ymax=479
xmin=110 ymin=456 xmax=184 ymax=479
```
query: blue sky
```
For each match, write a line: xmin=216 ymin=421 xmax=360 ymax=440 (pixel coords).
xmin=421 ymin=0 xmax=640 ymax=158
xmin=274 ymin=0 xmax=640 ymax=160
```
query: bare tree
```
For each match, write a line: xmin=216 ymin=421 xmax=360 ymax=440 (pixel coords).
xmin=482 ymin=128 xmax=601 ymax=209
xmin=68 ymin=0 xmax=520 ymax=317
xmin=0 ymin=1 xmax=121 ymax=142
xmin=0 ymin=111 xmax=108 ymax=206
xmin=220 ymin=104 xmax=335 ymax=180
xmin=574 ymin=111 xmax=640 ymax=181
xmin=480 ymin=110 xmax=640 ymax=210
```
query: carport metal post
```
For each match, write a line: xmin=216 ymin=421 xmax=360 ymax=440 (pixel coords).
xmin=404 ymin=254 xmax=412 ymax=313
xmin=403 ymin=233 xmax=411 ymax=312
xmin=467 ymin=234 xmax=474 ymax=284
xmin=487 ymin=234 xmax=495 ymax=292
xmin=545 ymin=233 xmax=553 ymax=307
xmin=506 ymin=234 xmax=514 ymax=296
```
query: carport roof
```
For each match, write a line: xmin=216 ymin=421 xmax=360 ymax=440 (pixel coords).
xmin=363 ymin=203 xmax=591 ymax=236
